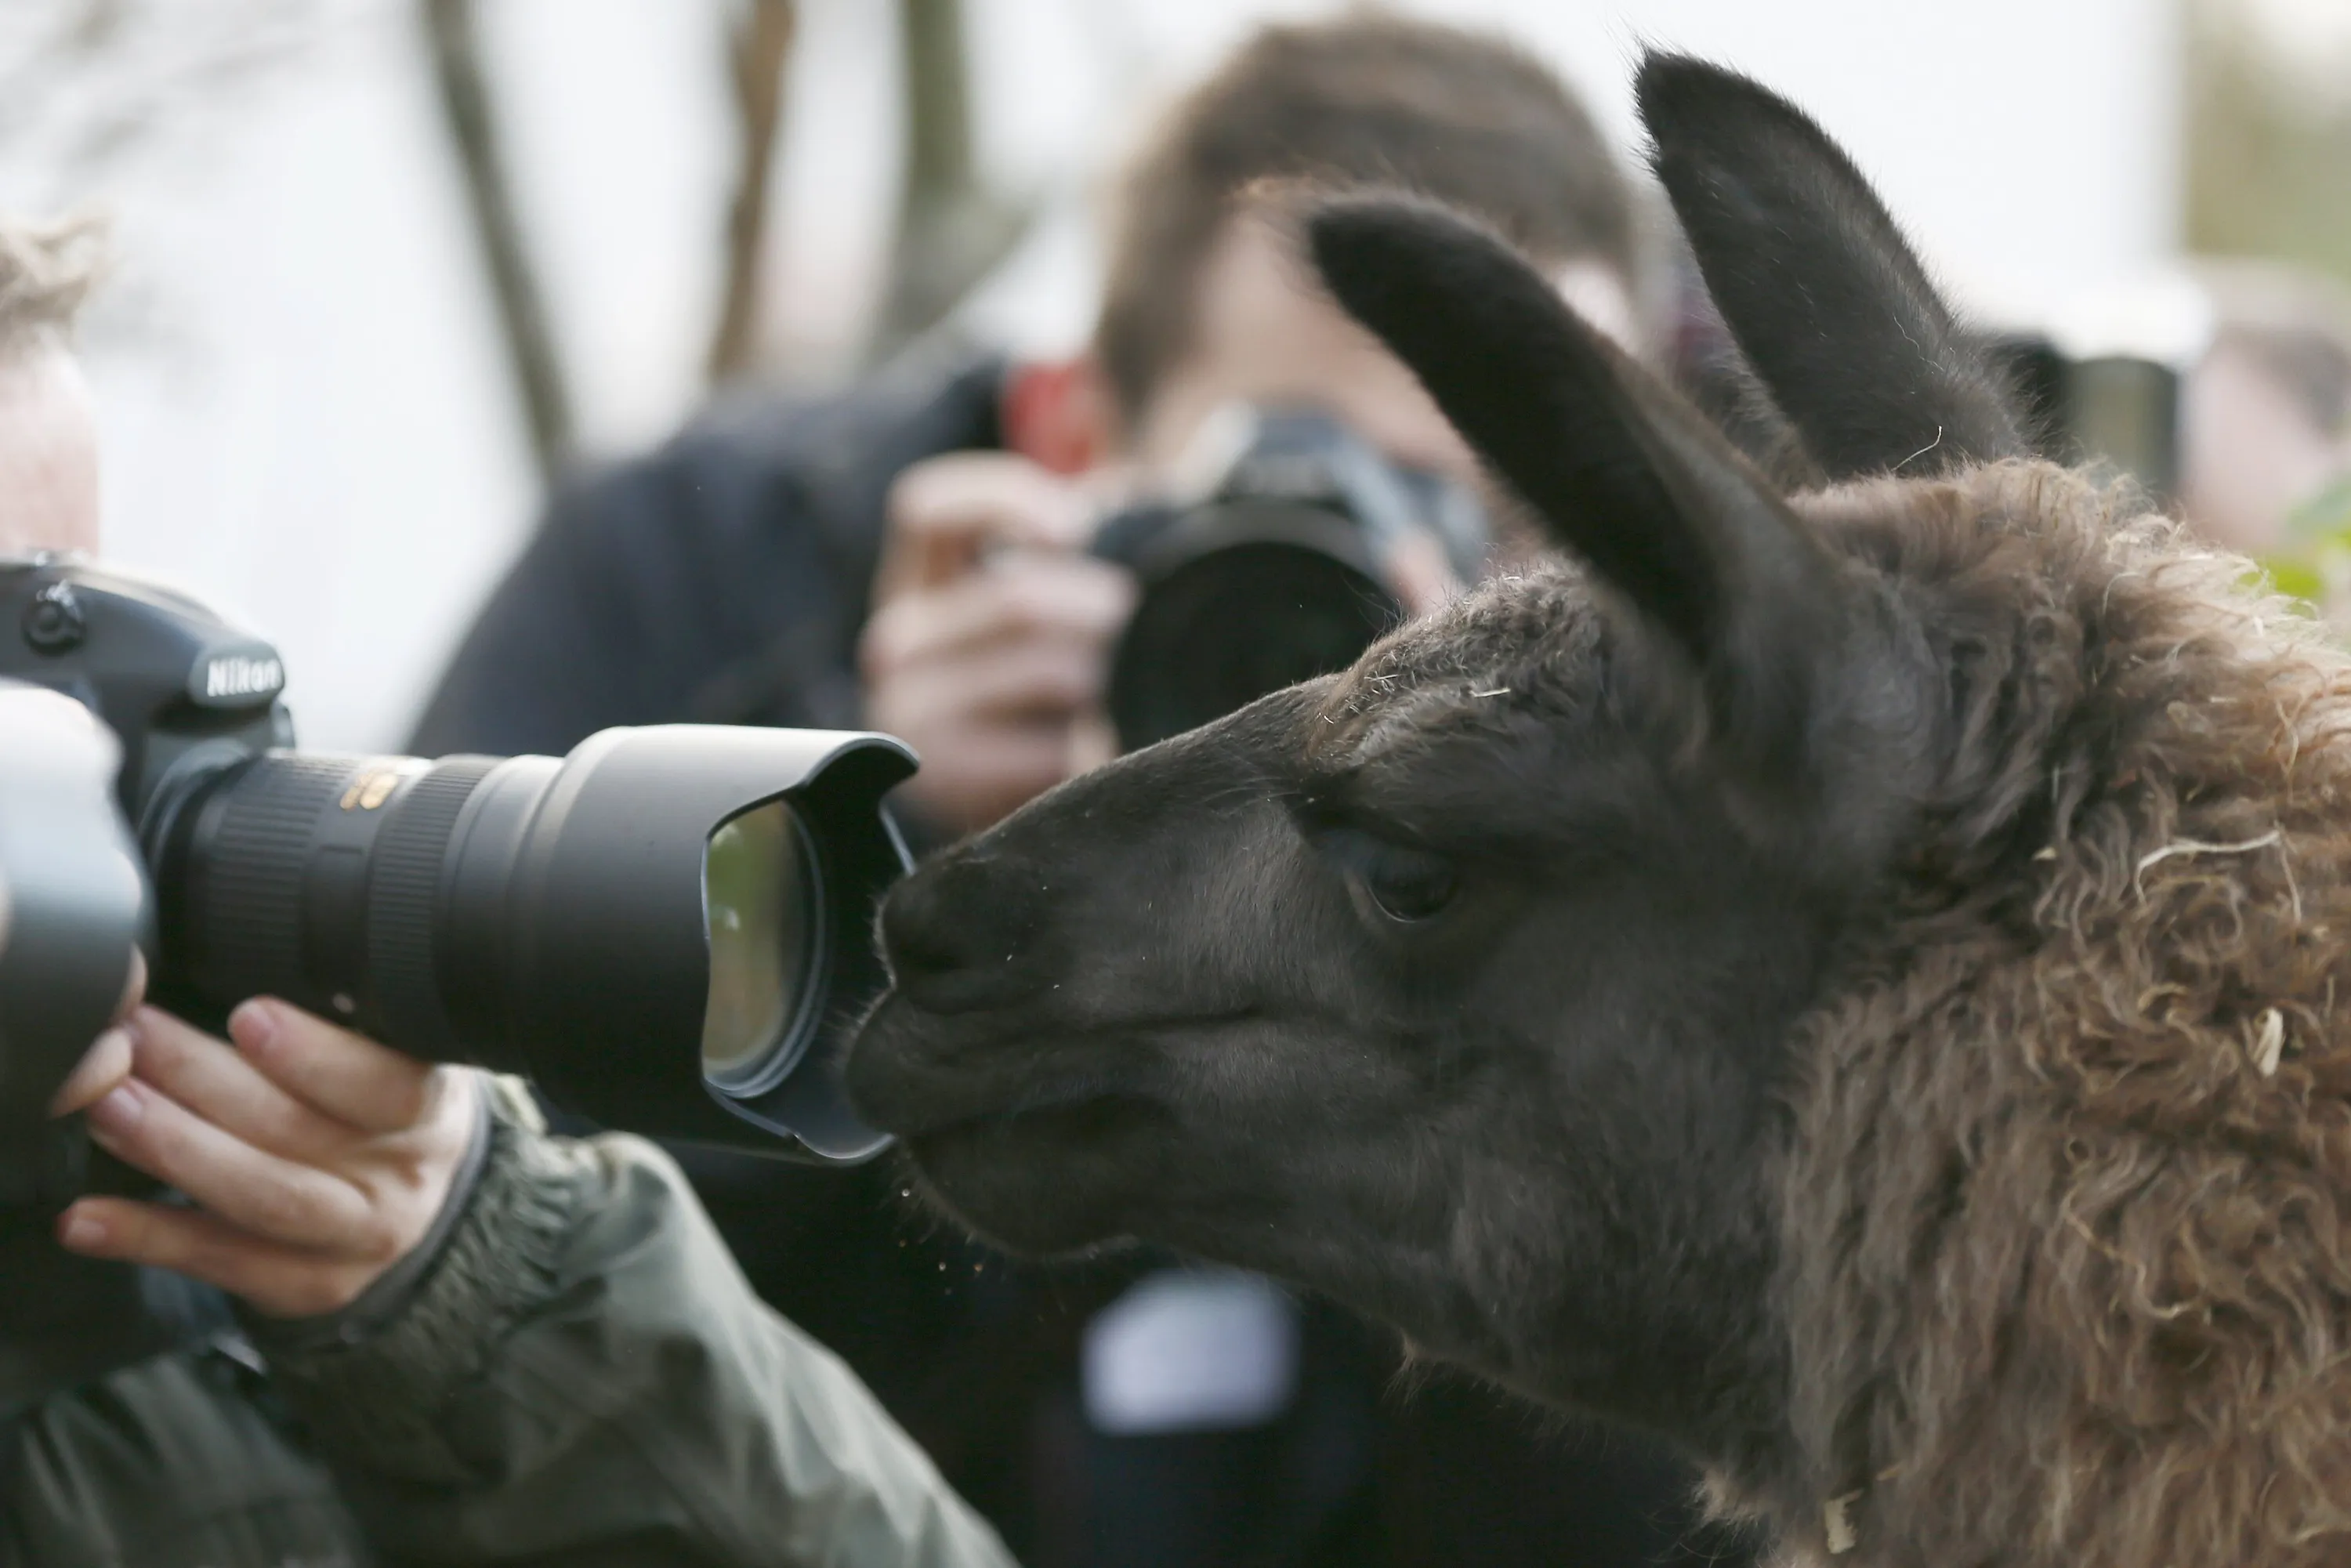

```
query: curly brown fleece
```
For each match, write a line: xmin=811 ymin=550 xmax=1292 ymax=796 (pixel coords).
xmin=1762 ymin=460 xmax=2351 ymax=1566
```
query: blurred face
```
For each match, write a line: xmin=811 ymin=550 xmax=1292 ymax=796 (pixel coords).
xmin=0 ymin=339 xmax=100 ymax=558
xmin=1127 ymin=212 xmax=1638 ymax=498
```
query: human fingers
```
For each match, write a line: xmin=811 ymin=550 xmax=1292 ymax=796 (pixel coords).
xmin=127 ymin=1006 xmax=332 ymax=1160
xmin=888 ymin=451 xmax=1099 ymax=552
xmin=48 ymin=1025 xmax=132 ymax=1117
xmin=37 ymin=914 xmax=148 ymax=1117
xmin=874 ymin=638 xmax=1114 ymax=732
xmin=229 ymin=998 xmax=437 ymax=1135
xmin=82 ymin=1077 xmax=371 ymax=1249
xmin=56 ymin=1196 xmax=378 ymax=1320
xmin=1386 ymin=528 xmax=1462 ymax=620
xmin=876 ymin=453 xmax=1097 ymax=601
xmin=114 ymin=946 xmax=147 ymax=1023
xmin=861 ymin=554 xmax=1135 ymax=675
xmin=1068 ymin=708 xmax=1120 ymax=777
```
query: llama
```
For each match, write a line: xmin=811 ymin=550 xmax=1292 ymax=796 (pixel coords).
xmin=846 ymin=54 xmax=2351 ymax=1567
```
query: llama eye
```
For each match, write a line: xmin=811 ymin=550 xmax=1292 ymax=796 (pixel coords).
xmin=1315 ymin=827 xmax=1459 ymax=924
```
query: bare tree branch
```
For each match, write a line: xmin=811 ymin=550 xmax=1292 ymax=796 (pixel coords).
xmin=0 ymin=0 xmax=328 ymax=194
xmin=706 ymin=0 xmax=795 ymax=387
xmin=865 ymin=0 xmax=1028 ymax=368
xmin=421 ymin=0 xmax=572 ymax=479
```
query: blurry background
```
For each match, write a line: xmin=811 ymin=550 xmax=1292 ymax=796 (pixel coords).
xmin=0 ymin=0 xmax=2338 ymax=751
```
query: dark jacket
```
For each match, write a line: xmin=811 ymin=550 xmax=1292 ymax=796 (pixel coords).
xmin=411 ymin=349 xmax=1006 ymax=765
xmin=1 ymin=1077 xmax=1016 ymax=1568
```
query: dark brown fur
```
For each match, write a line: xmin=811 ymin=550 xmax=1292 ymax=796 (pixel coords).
xmin=1774 ymin=466 xmax=2351 ymax=1563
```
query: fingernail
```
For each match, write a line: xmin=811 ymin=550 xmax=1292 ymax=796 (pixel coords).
xmin=86 ymin=1082 xmax=143 ymax=1134
xmin=230 ymin=999 xmax=277 ymax=1055
xmin=58 ymin=1211 xmax=106 ymax=1251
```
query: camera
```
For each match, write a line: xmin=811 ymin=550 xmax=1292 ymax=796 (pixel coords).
xmin=1980 ymin=274 xmax=2219 ymax=507
xmin=0 ymin=554 xmax=914 ymax=1204
xmin=1986 ymin=333 xmax=2183 ymax=502
xmin=1089 ymin=407 xmax=1491 ymax=751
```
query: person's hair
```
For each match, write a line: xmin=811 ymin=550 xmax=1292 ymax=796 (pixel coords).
xmin=0 ymin=212 xmax=107 ymax=360
xmin=2193 ymin=259 xmax=2351 ymax=440
xmin=1092 ymin=15 xmax=1640 ymax=425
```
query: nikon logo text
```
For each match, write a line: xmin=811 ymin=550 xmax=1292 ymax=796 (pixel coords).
xmin=205 ymin=655 xmax=284 ymax=700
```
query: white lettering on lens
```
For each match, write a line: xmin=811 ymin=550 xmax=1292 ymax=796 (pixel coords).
xmin=205 ymin=656 xmax=284 ymax=700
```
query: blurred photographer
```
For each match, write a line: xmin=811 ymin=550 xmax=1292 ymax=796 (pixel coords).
xmin=415 ymin=18 xmax=1646 ymax=842
xmin=406 ymin=18 xmax=1751 ymax=1568
xmin=0 ymin=219 xmax=1012 ymax=1568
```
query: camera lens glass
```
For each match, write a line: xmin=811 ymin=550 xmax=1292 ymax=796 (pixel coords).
xmin=700 ymin=798 xmax=825 ymax=1094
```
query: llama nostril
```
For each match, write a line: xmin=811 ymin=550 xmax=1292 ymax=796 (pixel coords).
xmin=880 ymin=856 xmax=1048 ymax=1014
xmin=882 ymin=877 xmax=969 ymax=980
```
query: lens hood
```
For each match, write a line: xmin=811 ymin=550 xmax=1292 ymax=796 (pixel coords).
xmin=455 ymin=725 xmax=915 ymax=1161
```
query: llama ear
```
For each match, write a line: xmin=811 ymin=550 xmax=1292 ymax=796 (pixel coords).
xmin=1636 ymin=53 xmax=2026 ymax=479
xmin=1306 ymin=194 xmax=1838 ymax=788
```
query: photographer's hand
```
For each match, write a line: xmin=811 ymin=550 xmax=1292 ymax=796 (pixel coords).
xmin=54 ymin=1001 xmax=481 ymax=1320
xmin=42 ymin=959 xmax=137 ymax=1117
xmin=862 ymin=451 xmax=1136 ymax=837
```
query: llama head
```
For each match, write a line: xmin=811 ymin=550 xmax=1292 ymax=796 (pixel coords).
xmin=848 ymin=54 xmax=2066 ymax=1462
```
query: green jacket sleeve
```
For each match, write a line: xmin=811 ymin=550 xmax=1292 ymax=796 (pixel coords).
xmin=251 ymin=1077 xmax=1018 ymax=1568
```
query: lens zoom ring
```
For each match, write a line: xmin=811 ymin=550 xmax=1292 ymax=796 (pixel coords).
xmin=366 ymin=759 xmax=498 ymax=1056
xmin=198 ymin=756 xmax=357 ymax=1001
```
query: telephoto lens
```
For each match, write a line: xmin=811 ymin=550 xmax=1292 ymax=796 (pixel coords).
xmin=0 ymin=556 xmax=913 ymax=1164
xmin=144 ymin=727 xmax=913 ymax=1162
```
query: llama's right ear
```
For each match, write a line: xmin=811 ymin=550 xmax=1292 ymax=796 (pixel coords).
xmin=1637 ymin=54 xmax=2026 ymax=479
xmin=1306 ymin=195 xmax=1839 ymax=789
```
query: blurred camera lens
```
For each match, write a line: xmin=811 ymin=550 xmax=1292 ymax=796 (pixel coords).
xmin=1090 ymin=408 xmax=1488 ymax=752
xmin=1108 ymin=539 xmax=1397 ymax=751
xmin=701 ymin=799 xmax=826 ymax=1095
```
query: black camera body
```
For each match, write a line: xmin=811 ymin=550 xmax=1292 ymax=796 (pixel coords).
xmin=1089 ymin=408 xmax=1490 ymax=751
xmin=6 ymin=559 xmax=295 ymax=847
xmin=1978 ymin=277 xmax=2227 ymax=507
xmin=0 ymin=555 xmax=915 ymax=1186
xmin=1985 ymin=333 xmax=2185 ymax=502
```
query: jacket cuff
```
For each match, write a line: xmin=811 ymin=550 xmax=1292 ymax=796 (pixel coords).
xmin=246 ymin=1075 xmax=584 ymax=1481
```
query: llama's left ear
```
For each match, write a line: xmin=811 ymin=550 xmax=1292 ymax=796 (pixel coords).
xmin=1637 ymin=53 xmax=2027 ymax=479
xmin=1306 ymin=194 xmax=1840 ymax=795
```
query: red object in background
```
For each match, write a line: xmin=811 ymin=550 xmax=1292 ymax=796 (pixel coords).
xmin=1002 ymin=359 xmax=1108 ymax=476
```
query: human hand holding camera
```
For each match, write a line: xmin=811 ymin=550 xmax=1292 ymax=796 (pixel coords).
xmin=2 ymin=683 xmax=478 ymax=1320
xmin=860 ymin=451 xmax=1137 ymax=838
xmin=53 ymin=999 xmax=480 ymax=1320
xmin=860 ymin=429 xmax=1468 ymax=841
